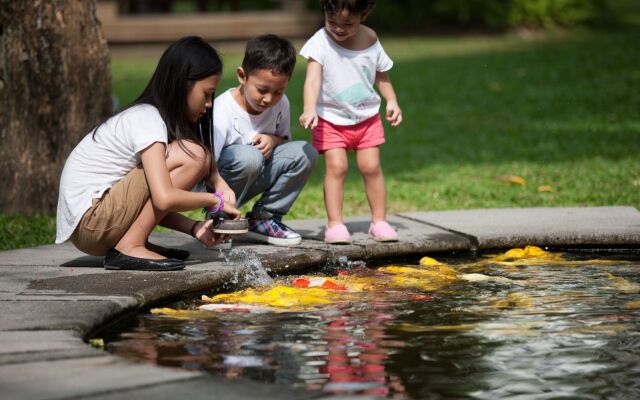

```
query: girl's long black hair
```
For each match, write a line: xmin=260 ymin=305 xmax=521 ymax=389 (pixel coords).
xmin=96 ymin=36 xmax=222 ymax=179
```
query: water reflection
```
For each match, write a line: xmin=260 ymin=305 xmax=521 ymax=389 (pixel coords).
xmin=105 ymin=250 xmax=640 ymax=398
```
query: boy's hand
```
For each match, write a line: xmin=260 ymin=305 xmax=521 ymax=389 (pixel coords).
xmin=386 ymin=100 xmax=403 ymax=126
xmin=252 ymin=133 xmax=284 ymax=159
xmin=299 ymin=111 xmax=318 ymax=130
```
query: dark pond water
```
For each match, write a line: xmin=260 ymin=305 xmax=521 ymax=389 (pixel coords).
xmin=102 ymin=249 xmax=640 ymax=399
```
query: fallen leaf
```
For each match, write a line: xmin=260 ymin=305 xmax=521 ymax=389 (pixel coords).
xmin=538 ymin=185 xmax=553 ymax=192
xmin=496 ymin=175 xmax=525 ymax=185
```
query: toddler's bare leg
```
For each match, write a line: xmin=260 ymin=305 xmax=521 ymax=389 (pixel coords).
xmin=115 ymin=141 xmax=209 ymax=259
xmin=323 ymin=148 xmax=349 ymax=227
xmin=355 ymin=147 xmax=386 ymax=223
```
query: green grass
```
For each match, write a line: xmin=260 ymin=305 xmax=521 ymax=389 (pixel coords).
xmin=2 ymin=30 xmax=639 ymax=250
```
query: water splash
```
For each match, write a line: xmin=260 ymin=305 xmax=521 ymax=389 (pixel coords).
xmin=223 ymin=248 xmax=274 ymax=287
xmin=320 ymin=254 xmax=367 ymax=275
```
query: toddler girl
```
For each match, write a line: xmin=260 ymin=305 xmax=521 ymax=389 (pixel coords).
xmin=299 ymin=0 xmax=402 ymax=243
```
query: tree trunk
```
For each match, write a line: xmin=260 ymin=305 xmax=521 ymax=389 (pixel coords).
xmin=0 ymin=0 xmax=111 ymax=214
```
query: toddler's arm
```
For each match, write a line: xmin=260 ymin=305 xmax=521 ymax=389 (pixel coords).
xmin=299 ymin=59 xmax=322 ymax=129
xmin=376 ymin=71 xmax=403 ymax=127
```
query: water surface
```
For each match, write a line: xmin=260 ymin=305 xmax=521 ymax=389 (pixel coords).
xmin=104 ymin=250 xmax=640 ymax=399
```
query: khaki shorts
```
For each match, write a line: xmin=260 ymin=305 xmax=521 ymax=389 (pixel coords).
xmin=71 ymin=166 xmax=149 ymax=256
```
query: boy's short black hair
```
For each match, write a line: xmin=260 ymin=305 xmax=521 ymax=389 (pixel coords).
xmin=320 ymin=0 xmax=375 ymax=15
xmin=242 ymin=34 xmax=296 ymax=78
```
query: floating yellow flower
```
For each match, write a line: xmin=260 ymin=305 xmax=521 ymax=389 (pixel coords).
xmin=204 ymin=286 xmax=335 ymax=308
xmin=419 ymin=256 xmax=442 ymax=266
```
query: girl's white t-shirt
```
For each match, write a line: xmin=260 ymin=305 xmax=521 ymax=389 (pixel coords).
xmin=56 ymin=104 xmax=168 ymax=243
xmin=212 ymin=88 xmax=291 ymax=161
xmin=300 ymin=28 xmax=393 ymax=126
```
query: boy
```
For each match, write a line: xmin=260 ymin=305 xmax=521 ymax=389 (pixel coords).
xmin=210 ymin=34 xmax=317 ymax=246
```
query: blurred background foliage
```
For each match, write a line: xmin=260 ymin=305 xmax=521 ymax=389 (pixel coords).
xmin=307 ymin=0 xmax=639 ymax=32
xmin=121 ymin=0 xmax=640 ymax=31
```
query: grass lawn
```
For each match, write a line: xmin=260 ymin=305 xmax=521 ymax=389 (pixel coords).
xmin=1 ymin=29 xmax=639 ymax=250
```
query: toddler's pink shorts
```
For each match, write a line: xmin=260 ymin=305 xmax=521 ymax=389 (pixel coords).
xmin=312 ymin=114 xmax=385 ymax=153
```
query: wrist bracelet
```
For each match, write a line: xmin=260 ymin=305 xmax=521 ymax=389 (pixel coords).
xmin=206 ymin=192 xmax=224 ymax=215
xmin=190 ymin=221 xmax=199 ymax=238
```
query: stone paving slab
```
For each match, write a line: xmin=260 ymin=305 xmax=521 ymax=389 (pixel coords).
xmin=0 ymin=299 xmax=135 ymax=332
xmin=0 ymin=331 xmax=99 ymax=365
xmin=0 ymin=331 xmax=83 ymax=355
xmin=0 ymin=355 xmax=203 ymax=400
xmin=399 ymin=206 xmax=640 ymax=250
xmin=86 ymin=375 xmax=324 ymax=400
xmin=285 ymin=215 xmax=471 ymax=262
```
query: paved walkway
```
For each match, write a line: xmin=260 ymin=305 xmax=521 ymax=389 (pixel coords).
xmin=1 ymin=206 xmax=639 ymax=399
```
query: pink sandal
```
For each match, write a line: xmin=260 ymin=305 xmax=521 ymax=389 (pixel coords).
xmin=324 ymin=223 xmax=352 ymax=244
xmin=368 ymin=221 xmax=398 ymax=242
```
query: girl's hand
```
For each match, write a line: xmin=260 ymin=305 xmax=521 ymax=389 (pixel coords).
xmin=222 ymin=202 xmax=242 ymax=220
xmin=206 ymin=193 xmax=241 ymax=220
xmin=222 ymin=190 xmax=237 ymax=210
xmin=299 ymin=111 xmax=318 ymax=130
xmin=386 ymin=101 xmax=403 ymax=126
xmin=251 ymin=133 xmax=283 ymax=159
xmin=211 ymin=175 xmax=237 ymax=210
xmin=192 ymin=219 xmax=231 ymax=247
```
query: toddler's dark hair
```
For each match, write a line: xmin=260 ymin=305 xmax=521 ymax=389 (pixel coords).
xmin=242 ymin=34 xmax=296 ymax=78
xmin=320 ymin=0 xmax=375 ymax=15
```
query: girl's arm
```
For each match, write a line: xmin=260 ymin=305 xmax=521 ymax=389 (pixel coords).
xmin=159 ymin=212 xmax=196 ymax=232
xmin=160 ymin=212 xmax=230 ymax=245
xmin=206 ymin=170 xmax=237 ymax=209
xmin=375 ymin=71 xmax=403 ymax=127
xmin=299 ymin=59 xmax=322 ymax=129
xmin=140 ymin=142 xmax=239 ymax=215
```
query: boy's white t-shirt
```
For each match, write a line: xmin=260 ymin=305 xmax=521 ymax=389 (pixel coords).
xmin=300 ymin=28 xmax=393 ymax=126
xmin=56 ymin=104 xmax=168 ymax=243
xmin=212 ymin=88 xmax=291 ymax=161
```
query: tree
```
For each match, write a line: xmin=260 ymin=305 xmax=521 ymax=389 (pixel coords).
xmin=0 ymin=1 xmax=111 ymax=214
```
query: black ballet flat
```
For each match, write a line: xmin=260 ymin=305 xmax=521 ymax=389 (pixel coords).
xmin=145 ymin=242 xmax=190 ymax=261
xmin=103 ymin=248 xmax=185 ymax=271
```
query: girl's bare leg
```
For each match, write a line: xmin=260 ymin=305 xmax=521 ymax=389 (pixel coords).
xmin=323 ymin=148 xmax=349 ymax=227
xmin=355 ymin=147 xmax=386 ymax=223
xmin=115 ymin=141 xmax=209 ymax=259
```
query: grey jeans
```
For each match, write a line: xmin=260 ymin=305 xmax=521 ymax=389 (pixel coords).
xmin=217 ymin=141 xmax=317 ymax=218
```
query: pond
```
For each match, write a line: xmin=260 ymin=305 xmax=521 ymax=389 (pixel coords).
xmin=101 ymin=247 xmax=640 ymax=399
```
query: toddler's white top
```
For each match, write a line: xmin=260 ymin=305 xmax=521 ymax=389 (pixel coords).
xmin=300 ymin=28 xmax=393 ymax=126
xmin=56 ymin=104 xmax=167 ymax=243
xmin=212 ymin=88 xmax=291 ymax=161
